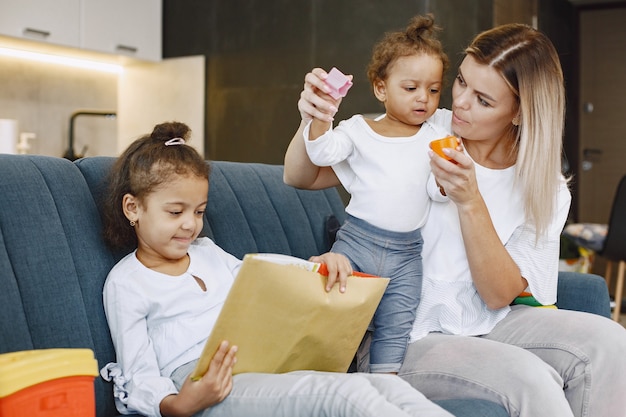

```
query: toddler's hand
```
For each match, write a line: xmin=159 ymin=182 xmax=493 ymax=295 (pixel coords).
xmin=310 ymin=252 xmax=352 ymax=293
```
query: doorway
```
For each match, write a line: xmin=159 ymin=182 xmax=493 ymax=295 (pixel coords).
xmin=578 ymin=6 xmax=626 ymax=277
xmin=578 ymin=6 xmax=626 ymax=224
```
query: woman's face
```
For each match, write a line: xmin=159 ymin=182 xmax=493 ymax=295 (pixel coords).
xmin=451 ymin=55 xmax=518 ymax=144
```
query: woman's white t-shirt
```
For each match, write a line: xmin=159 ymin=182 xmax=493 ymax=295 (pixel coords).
xmin=410 ymin=151 xmax=571 ymax=341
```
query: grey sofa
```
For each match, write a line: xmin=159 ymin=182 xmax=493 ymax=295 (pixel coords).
xmin=0 ymin=154 xmax=612 ymax=417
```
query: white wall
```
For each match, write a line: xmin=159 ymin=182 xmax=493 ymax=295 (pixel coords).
xmin=0 ymin=53 xmax=117 ymax=157
xmin=0 ymin=53 xmax=205 ymax=158
xmin=118 ymin=55 xmax=205 ymax=156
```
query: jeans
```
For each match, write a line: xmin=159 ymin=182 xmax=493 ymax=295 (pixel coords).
xmin=332 ymin=215 xmax=423 ymax=373
xmin=358 ymin=305 xmax=626 ymax=417
xmin=171 ymin=360 xmax=453 ymax=417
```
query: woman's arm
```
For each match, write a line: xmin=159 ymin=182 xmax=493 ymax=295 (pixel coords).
xmin=429 ymin=148 xmax=527 ymax=309
xmin=284 ymin=120 xmax=340 ymax=189
xmin=283 ymin=69 xmax=342 ymax=190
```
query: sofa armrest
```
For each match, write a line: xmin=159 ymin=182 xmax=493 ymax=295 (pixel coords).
xmin=556 ymin=271 xmax=611 ymax=318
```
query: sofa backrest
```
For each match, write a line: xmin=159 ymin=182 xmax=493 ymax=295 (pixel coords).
xmin=75 ymin=157 xmax=347 ymax=259
xmin=0 ymin=155 xmax=120 ymax=417
xmin=1 ymin=154 xmax=346 ymax=417
xmin=204 ymin=160 xmax=347 ymax=258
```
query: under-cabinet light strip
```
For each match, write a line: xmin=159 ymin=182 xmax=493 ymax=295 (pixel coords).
xmin=0 ymin=47 xmax=123 ymax=73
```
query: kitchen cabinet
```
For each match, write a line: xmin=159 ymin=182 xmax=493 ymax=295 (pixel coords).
xmin=81 ymin=0 xmax=162 ymax=61
xmin=0 ymin=0 xmax=161 ymax=62
xmin=0 ymin=0 xmax=81 ymax=48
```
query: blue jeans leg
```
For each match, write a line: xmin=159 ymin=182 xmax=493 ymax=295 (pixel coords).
xmin=171 ymin=361 xmax=454 ymax=417
xmin=332 ymin=215 xmax=423 ymax=373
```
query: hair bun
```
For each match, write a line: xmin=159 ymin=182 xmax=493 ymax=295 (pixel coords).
xmin=406 ymin=14 xmax=438 ymax=42
xmin=151 ymin=121 xmax=191 ymax=144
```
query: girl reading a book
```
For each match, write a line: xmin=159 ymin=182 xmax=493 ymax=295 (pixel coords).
xmin=285 ymin=21 xmax=626 ymax=417
xmin=99 ymin=121 xmax=453 ymax=417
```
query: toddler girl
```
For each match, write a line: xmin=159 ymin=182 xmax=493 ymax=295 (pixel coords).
xmin=304 ymin=15 xmax=451 ymax=374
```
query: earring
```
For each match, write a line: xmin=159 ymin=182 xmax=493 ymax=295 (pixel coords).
xmin=512 ymin=116 xmax=520 ymax=126
xmin=130 ymin=220 xmax=136 ymax=227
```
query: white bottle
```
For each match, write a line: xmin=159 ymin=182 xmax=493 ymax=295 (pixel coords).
xmin=0 ymin=119 xmax=18 ymax=154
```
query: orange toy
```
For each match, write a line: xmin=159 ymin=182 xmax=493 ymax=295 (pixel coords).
xmin=429 ymin=136 xmax=459 ymax=161
xmin=0 ymin=349 xmax=98 ymax=417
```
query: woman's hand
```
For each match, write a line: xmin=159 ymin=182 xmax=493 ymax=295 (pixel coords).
xmin=160 ymin=341 xmax=237 ymax=417
xmin=428 ymin=146 xmax=481 ymax=208
xmin=309 ymin=252 xmax=353 ymax=293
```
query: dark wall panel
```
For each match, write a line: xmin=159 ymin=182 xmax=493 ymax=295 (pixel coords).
xmin=163 ymin=0 xmax=573 ymax=169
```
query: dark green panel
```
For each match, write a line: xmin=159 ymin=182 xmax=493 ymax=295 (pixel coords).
xmin=163 ymin=0 xmax=576 ymax=169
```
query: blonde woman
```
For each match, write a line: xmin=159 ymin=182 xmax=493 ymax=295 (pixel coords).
xmin=286 ymin=22 xmax=626 ymax=417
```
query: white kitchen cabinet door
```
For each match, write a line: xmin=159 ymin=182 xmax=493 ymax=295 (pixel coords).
xmin=0 ymin=0 xmax=81 ymax=47
xmin=81 ymin=0 xmax=162 ymax=61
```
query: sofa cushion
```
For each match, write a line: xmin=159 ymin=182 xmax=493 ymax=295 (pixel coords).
xmin=556 ymin=271 xmax=611 ymax=318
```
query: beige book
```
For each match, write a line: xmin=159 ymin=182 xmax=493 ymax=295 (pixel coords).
xmin=190 ymin=253 xmax=388 ymax=379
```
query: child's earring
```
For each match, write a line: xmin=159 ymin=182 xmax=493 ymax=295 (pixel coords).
xmin=122 ymin=194 xmax=139 ymax=227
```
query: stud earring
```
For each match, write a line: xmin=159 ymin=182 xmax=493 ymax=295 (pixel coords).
xmin=130 ymin=220 xmax=136 ymax=227
xmin=512 ymin=116 xmax=520 ymax=126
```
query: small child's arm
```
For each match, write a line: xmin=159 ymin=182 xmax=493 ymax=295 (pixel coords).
xmin=309 ymin=109 xmax=338 ymax=140
xmin=427 ymin=172 xmax=449 ymax=202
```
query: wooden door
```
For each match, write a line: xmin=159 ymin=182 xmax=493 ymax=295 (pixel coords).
xmin=578 ymin=7 xmax=626 ymax=224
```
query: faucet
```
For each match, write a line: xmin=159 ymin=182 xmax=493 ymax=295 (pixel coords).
xmin=64 ymin=110 xmax=117 ymax=161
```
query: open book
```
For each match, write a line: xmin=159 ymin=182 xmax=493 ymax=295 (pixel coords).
xmin=190 ymin=253 xmax=388 ymax=379
xmin=240 ymin=253 xmax=377 ymax=277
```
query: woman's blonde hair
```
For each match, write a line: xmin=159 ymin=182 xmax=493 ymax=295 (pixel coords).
xmin=465 ymin=24 xmax=567 ymax=238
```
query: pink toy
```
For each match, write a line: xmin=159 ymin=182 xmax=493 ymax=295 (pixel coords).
xmin=325 ymin=67 xmax=353 ymax=99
